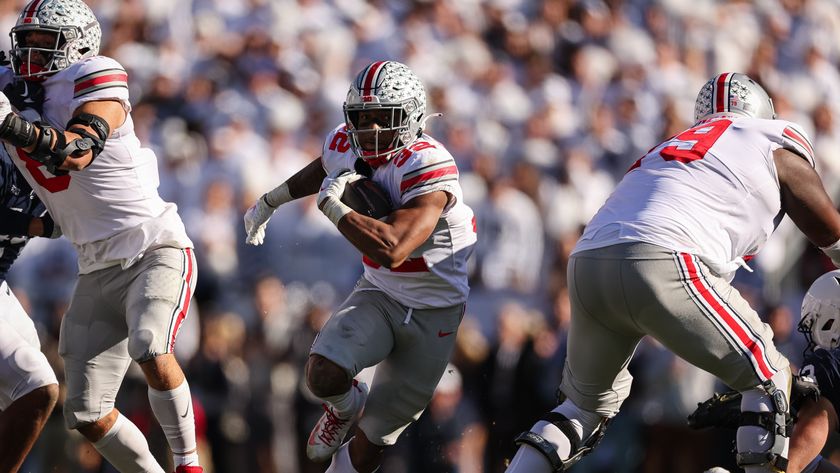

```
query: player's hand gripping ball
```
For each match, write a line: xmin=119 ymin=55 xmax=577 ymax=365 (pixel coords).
xmin=341 ymin=177 xmax=392 ymax=220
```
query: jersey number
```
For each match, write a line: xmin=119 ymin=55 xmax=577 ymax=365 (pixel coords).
xmin=328 ymin=132 xmax=351 ymax=153
xmin=16 ymin=149 xmax=71 ymax=193
xmin=659 ymin=119 xmax=732 ymax=163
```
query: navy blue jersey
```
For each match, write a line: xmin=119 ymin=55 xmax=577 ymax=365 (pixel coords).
xmin=801 ymin=348 xmax=840 ymax=429
xmin=0 ymin=147 xmax=45 ymax=280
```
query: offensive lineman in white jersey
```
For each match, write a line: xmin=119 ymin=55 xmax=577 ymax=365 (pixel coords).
xmin=0 ymin=1 xmax=201 ymax=472
xmin=244 ymin=60 xmax=477 ymax=473
xmin=505 ymin=73 xmax=840 ymax=473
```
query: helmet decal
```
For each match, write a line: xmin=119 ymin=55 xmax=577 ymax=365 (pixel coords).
xmin=694 ymin=72 xmax=776 ymax=123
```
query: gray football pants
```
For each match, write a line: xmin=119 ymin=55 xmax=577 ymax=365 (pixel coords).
xmin=561 ymin=242 xmax=787 ymax=417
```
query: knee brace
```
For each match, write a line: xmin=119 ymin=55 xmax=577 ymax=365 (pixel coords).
xmin=514 ymin=400 xmax=610 ymax=472
xmin=737 ymin=369 xmax=791 ymax=471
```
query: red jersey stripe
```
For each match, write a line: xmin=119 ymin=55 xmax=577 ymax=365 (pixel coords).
xmin=363 ymin=255 xmax=429 ymax=272
xmin=783 ymin=127 xmax=814 ymax=157
xmin=74 ymin=73 xmax=128 ymax=94
xmin=400 ymin=165 xmax=458 ymax=193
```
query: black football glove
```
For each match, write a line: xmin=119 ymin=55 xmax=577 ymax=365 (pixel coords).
xmin=2 ymin=78 xmax=45 ymax=115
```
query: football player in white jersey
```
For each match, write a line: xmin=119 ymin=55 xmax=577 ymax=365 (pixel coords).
xmin=244 ymin=60 xmax=477 ymax=473
xmin=0 ymin=2 xmax=201 ymax=472
xmin=505 ymin=72 xmax=840 ymax=473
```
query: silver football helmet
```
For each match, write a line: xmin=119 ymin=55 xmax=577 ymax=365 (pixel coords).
xmin=799 ymin=270 xmax=840 ymax=351
xmin=694 ymin=73 xmax=776 ymax=123
xmin=10 ymin=0 xmax=101 ymax=80
xmin=343 ymin=61 xmax=427 ymax=164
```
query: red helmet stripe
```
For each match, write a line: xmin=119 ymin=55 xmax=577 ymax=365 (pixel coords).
xmin=361 ymin=61 xmax=387 ymax=97
xmin=22 ymin=0 xmax=44 ymax=24
xmin=714 ymin=73 xmax=731 ymax=114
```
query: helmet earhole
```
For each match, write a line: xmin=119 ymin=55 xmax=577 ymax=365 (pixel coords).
xmin=822 ymin=319 xmax=835 ymax=331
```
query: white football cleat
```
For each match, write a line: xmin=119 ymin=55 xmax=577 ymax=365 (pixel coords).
xmin=306 ymin=379 xmax=369 ymax=462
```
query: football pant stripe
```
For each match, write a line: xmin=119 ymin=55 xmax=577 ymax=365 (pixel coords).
xmin=167 ymin=248 xmax=196 ymax=353
xmin=676 ymin=252 xmax=777 ymax=381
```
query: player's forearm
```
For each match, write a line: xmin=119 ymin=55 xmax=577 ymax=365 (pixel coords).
xmin=788 ymin=400 xmax=834 ymax=473
xmin=337 ymin=213 xmax=409 ymax=268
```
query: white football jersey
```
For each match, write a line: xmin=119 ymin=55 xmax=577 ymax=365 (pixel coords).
xmin=321 ymin=124 xmax=476 ymax=309
xmin=0 ymin=58 xmax=192 ymax=274
xmin=574 ymin=115 xmax=816 ymax=280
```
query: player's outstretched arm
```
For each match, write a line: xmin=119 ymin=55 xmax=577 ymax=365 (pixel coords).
xmin=0 ymin=92 xmax=123 ymax=173
xmin=775 ymin=148 xmax=840 ymax=265
xmin=243 ymin=156 xmax=327 ymax=245
xmin=788 ymin=397 xmax=839 ymax=473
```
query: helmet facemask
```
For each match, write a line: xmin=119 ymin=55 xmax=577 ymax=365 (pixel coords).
xmin=344 ymin=100 xmax=420 ymax=163
xmin=11 ymin=27 xmax=69 ymax=79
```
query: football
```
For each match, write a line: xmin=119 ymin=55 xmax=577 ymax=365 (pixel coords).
xmin=341 ymin=177 xmax=393 ymax=219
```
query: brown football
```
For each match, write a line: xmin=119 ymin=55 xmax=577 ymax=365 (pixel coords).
xmin=341 ymin=177 xmax=393 ymax=219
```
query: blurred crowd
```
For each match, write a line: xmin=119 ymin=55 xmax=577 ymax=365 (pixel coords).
xmin=4 ymin=0 xmax=840 ymax=471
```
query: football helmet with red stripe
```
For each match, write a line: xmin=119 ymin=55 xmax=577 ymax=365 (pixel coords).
xmin=799 ymin=270 xmax=840 ymax=351
xmin=694 ymin=73 xmax=775 ymax=123
xmin=343 ymin=61 xmax=427 ymax=164
xmin=10 ymin=0 xmax=101 ymax=80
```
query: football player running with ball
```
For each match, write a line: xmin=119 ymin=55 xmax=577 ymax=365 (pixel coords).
xmin=0 ymin=1 xmax=200 ymax=472
xmin=244 ymin=60 xmax=477 ymax=473
xmin=505 ymin=73 xmax=840 ymax=473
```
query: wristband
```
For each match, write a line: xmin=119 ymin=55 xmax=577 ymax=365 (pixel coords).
xmin=819 ymin=238 xmax=840 ymax=268
xmin=320 ymin=197 xmax=352 ymax=226
xmin=264 ymin=182 xmax=293 ymax=208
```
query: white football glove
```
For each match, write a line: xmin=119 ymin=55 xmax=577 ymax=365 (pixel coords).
xmin=243 ymin=196 xmax=277 ymax=246
xmin=317 ymin=168 xmax=360 ymax=226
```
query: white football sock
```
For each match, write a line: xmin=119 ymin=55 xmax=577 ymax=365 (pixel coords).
xmin=322 ymin=383 xmax=360 ymax=417
xmin=148 ymin=381 xmax=200 ymax=467
xmin=93 ymin=413 xmax=165 ymax=473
